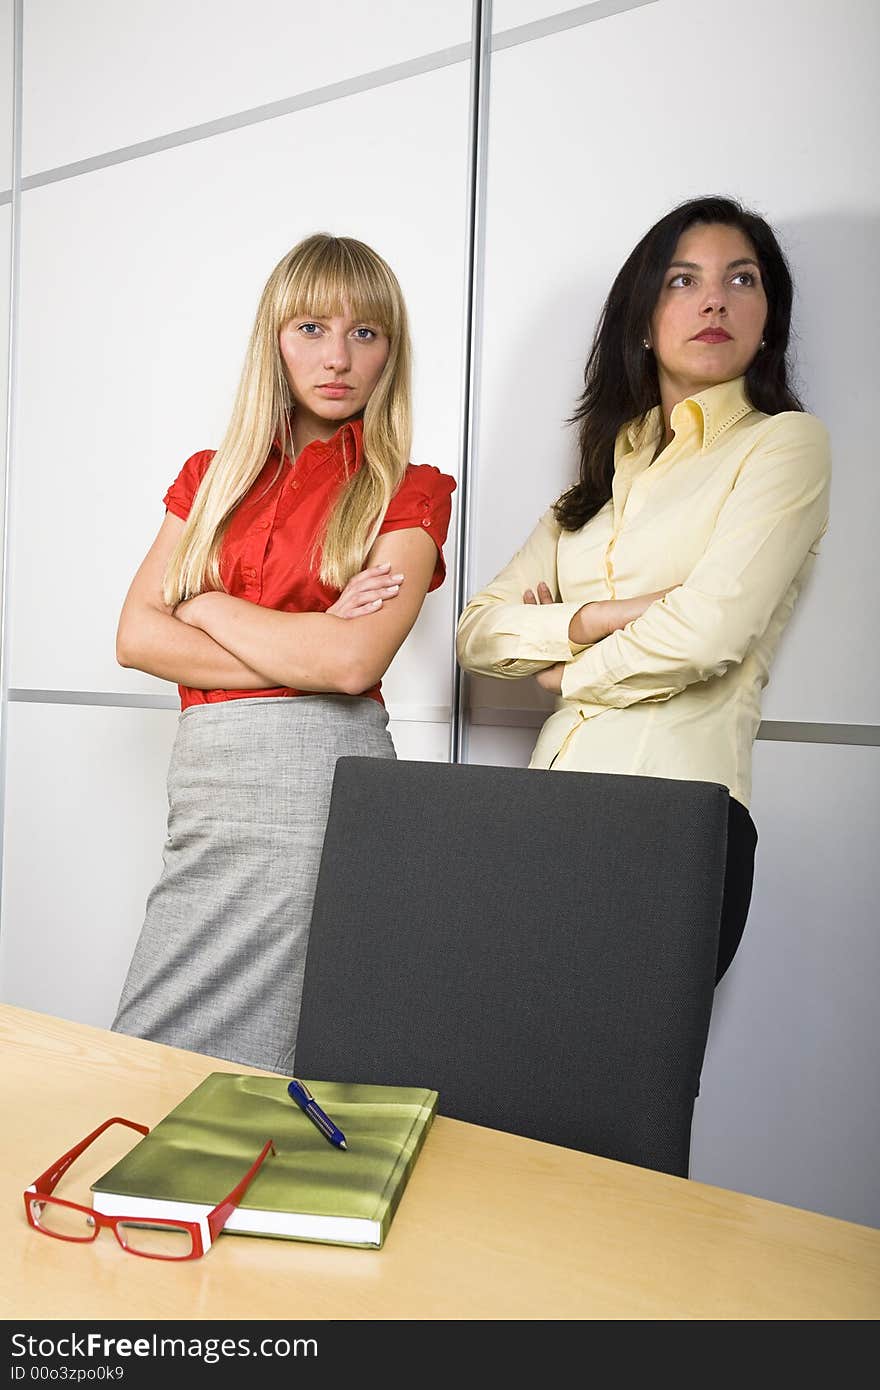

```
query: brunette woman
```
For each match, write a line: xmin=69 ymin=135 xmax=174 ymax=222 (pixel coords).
xmin=456 ymin=196 xmax=829 ymax=983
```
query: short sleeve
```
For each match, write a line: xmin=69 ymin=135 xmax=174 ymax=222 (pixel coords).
xmin=163 ymin=449 xmax=216 ymax=521
xmin=379 ymin=464 xmax=457 ymax=591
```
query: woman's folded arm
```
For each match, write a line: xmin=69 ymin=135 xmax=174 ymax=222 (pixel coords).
xmin=116 ymin=512 xmax=274 ymax=689
xmin=176 ymin=526 xmax=439 ymax=695
xmin=559 ymin=414 xmax=831 ymax=707
xmin=456 ymin=509 xmax=586 ymax=677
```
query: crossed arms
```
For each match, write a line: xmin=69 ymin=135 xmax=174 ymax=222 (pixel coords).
xmin=116 ymin=511 xmax=438 ymax=695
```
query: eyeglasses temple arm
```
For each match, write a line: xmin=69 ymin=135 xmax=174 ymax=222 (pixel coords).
xmin=30 ymin=1116 xmax=150 ymax=1194
xmin=206 ymin=1139 xmax=276 ymax=1242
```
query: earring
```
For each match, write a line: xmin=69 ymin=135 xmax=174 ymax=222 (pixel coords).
xmin=643 ymin=339 xmax=651 ymax=350
xmin=759 ymin=339 xmax=766 ymax=351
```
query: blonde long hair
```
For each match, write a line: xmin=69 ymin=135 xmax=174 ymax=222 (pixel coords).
xmin=163 ymin=233 xmax=413 ymax=603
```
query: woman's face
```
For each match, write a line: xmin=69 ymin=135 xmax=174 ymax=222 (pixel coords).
xmin=279 ymin=304 xmax=390 ymax=442
xmin=648 ymin=222 xmax=768 ymax=401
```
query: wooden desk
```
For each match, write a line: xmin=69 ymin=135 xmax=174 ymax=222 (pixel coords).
xmin=2 ymin=1003 xmax=878 ymax=1320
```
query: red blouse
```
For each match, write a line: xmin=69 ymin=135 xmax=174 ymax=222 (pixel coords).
xmin=164 ymin=417 xmax=456 ymax=710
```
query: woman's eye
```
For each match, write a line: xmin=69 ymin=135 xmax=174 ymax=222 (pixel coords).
xmin=668 ymin=273 xmax=694 ymax=288
xmin=297 ymin=322 xmax=321 ymax=335
xmin=353 ymin=326 xmax=377 ymax=340
xmin=731 ymin=271 xmax=756 ymax=287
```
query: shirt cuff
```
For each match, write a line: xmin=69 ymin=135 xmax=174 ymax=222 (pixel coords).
xmin=560 ymin=645 xmax=607 ymax=701
xmin=497 ymin=601 xmax=586 ymax=662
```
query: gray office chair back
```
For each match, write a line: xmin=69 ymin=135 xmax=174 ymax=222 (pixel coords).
xmin=294 ymin=757 xmax=728 ymax=1177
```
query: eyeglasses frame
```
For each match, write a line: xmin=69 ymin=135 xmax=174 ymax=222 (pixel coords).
xmin=23 ymin=1115 xmax=276 ymax=1260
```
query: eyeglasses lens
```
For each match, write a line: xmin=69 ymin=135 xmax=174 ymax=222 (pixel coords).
xmin=30 ymin=1198 xmax=96 ymax=1240
xmin=116 ymin=1221 xmax=194 ymax=1258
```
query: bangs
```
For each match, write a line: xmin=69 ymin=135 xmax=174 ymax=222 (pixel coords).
xmin=279 ymin=236 xmax=399 ymax=334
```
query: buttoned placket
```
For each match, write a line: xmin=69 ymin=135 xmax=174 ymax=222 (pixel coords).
xmin=225 ymin=420 xmax=367 ymax=598
xmin=598 ymin=390 xmax=749 ymax=619
xmin=237 ymin=471 xmax=287 ymax=600
xmin=605 ymin=445 xmax=655 ymax=599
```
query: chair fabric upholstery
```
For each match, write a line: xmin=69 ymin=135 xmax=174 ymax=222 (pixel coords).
xmin=294 ymin=757 xmax=728 ymax=1177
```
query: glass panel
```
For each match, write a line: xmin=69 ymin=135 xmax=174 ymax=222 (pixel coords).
xmin=116 ymin=1220 xmax=194 ymax=1258
xmin=30 ymin=1197 xmax=96 ymax=1240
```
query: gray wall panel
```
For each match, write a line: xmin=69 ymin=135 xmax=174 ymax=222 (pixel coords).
xmin=692 ymin=738 xmax=880 ymax=1228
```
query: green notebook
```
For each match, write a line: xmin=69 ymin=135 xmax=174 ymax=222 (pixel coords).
xmin=90 ymin=1073 xmax=438 ymax=1249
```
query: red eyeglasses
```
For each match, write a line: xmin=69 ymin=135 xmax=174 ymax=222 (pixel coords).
xmin=24 ymin=1116 xmax=275 ymax=1260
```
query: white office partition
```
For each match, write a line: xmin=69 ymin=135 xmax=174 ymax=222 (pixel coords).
xmin=467 ymin=0 xmax=880 ymax=1226
xmin=1 ymin=6 xmax=472 ymax=1031
xmin=693 ymin=739 xmax=880 ymax=1229
xmin=0 ymin=0 xmax=12 ymax=191
xmin=0 ymin=701 xmax=178 ymax=1026
xmin=494 ymin=0 xmax=621 ymax=29
xmin=386 ymin=718 xmax=450 ymax=764
xmin=0 ymin=207 xmax=9 ymax=780
xmin=0 ymin=205 xmax=9 ymax=475
xmin=1 ymin=0 xmax=13 ymax=527
xmin=22 ymin=0 xmax=470 ymax=176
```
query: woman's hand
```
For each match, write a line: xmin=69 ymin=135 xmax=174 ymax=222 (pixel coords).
xmin=523 ymin=582 xmax=564 ymax=693
xmin=523 ymin=580 xmax=555 ymax=607
xmin=327 ymin=562 xmax=405 ymax=618
xmin=173 ymin=593 xmax=212 ymax=628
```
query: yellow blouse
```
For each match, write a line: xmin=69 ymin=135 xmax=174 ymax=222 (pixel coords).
xmin=456 ymin=377 xmax=831 ymax=807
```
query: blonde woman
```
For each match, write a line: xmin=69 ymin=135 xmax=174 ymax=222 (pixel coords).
xmin=112 ymin=233 xmax=456 ymax=1071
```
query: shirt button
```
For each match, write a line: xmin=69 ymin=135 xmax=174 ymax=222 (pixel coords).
xmin=257 ymin=520 xmax=270 ymax=531
xmin=242 ymin=567 xmax=257 ymax=580
xmin=291 ymin=479 xmax=300 ymax=490
xmin=421 ymin=517 xmax=431 ymax=527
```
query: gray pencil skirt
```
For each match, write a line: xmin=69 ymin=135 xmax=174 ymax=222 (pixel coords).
xmin=111 ymin=694 xmax=395 ymax=1073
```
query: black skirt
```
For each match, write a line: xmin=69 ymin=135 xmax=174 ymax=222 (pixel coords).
xmin=715 ymin=797 xmax=758 ymax=984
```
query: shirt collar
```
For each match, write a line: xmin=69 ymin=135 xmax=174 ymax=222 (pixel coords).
xmin=272 ymin=414 xmax=365 ymax=470
xmin=623 ymin=376 xmax=754 ymax=455
xmin=329 ymin=414 xmax=365 ymax=472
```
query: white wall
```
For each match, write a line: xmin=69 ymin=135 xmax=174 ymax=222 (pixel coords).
xmin=0 ymin=0 xmax=10 ymax=190
xmin=1 ymin=0 xmax=878 ymax=1230
xmin=692 ymin=738 xmax=880 ymax=1227
xmin=20 ymin=0 xmax=469 ymax=175
xmin=0 ymin=0 xmax=13 ymax=876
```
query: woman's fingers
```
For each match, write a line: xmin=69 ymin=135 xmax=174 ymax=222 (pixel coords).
xmin=346 ymin=580 xmax=402 ymax=604
xmin=328 ymin=563 xmax=406 ymax=618
xmin=523 ymin=582 xmax=555 ymax=605
xmin=346 ymin=564 xmax=404 ymax=596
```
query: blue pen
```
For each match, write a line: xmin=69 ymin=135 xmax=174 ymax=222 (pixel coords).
xmin=287 ymin=1078 xmax=347 ymax=1150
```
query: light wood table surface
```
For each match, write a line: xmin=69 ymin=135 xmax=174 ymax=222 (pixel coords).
xmin=2 ymin=1003 xmax=878 ymax=1321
